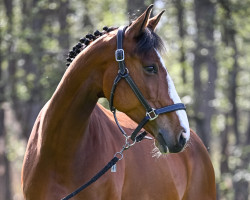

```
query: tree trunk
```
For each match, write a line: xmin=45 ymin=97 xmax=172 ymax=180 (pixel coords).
xmin=0 ymin=1 xmax=13 ymax=199
xmin=58 ymin=0 xmax=70 ymax=52
xmin=82 ymin=0 xmax=93 ymax=31
xmin=246 ymin=112 xmax=250 ymax=145
xmin=219 ymin=0 xmax=240 ymax=146
xmin=173 ymin=0 xmax=187 ymax=84
xmin=0 ymin=110 xmax=12 ymax=200
xmin=233 ymin=180 xmax=249 ymax=200
xmin=220 ymin=113 xmax=230 ymax=174
xmin=218 ymin=1 xmax=248 ymax=199
xmin=13 ymin=0 xmax=49 ymax=139
xmin=193 ymin=0 xmax=217 ymax=148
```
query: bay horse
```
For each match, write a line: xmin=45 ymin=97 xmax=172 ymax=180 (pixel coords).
xmin=21 ymin=5 xmax=216 ymax=200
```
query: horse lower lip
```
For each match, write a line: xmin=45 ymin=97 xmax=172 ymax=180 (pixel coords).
xmin=156 ymin=133 xmax=169 ymax=153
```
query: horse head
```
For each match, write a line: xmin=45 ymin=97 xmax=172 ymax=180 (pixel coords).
xmin=102 ymin=5 xmax=190 ymax=154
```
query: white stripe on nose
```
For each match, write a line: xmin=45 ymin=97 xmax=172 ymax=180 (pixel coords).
xmin=156 ymin=50 xmax=190 ymax=140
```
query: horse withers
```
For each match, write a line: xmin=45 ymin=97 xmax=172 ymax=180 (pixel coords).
xmin=22 ymin=5 xmax=216 ymax=200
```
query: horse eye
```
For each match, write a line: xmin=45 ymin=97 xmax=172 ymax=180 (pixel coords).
xmin=144 ymin=65 xmax=158 ymax=74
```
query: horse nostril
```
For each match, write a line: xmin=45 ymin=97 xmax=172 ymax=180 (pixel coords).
xmin=178 ymin=131 xmax=187 ymax=147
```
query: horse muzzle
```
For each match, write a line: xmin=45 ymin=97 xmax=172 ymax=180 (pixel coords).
xmin=155 ymin=129 xmax=188 ymax=154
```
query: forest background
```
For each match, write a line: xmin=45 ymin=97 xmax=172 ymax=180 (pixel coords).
xmin=0 ymin=0 xmax=250 ymax=199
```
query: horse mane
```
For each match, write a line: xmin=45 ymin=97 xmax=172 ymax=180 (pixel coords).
xmin=66 ymin=26 xmax=117 ymax=67
xmin=66 ymin=26 xmax=165 ymax=66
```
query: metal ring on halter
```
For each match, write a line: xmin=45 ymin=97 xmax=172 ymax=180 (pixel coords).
xmin=114 ymin=135 xmax=137 ymax=161
xmin=118 ymin=68 xmax=129 ymax=77
xmin=125 ymin=136 xmax=136 ymax=147
xmin=114 ymin=151 xmax=124 ymax=161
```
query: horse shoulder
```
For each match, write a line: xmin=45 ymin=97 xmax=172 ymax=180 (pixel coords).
xmin=21 ymin=103 xmax=47 ymax=199
xmin=22 ymin=102 xmax=67 ymax=199
xmin=182 ymin=130 xmax=216 ymax=200
xmin=68 ymin=105 xmax=126 ymax=199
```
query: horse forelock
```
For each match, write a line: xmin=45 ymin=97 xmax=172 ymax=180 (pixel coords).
xmin=135 ymin=28 xmax=165 ymax=56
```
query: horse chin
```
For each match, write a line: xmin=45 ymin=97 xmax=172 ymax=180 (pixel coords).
xmin=155 ymin=134 xmax=169 ymax=154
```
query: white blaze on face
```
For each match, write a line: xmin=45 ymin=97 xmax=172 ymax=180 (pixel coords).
xmin=156 ymin=50 xmax=190 ymax=141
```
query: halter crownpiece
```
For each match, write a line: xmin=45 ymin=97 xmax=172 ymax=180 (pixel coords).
xmin=110 ymin=26 xmax=186 ymax=142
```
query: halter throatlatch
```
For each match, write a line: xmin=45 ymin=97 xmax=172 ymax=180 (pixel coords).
xmin=110 ymin=26 xmax=186 ymax=142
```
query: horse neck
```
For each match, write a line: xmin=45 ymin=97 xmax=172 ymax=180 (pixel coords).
xmin=40 ymin=39 xmax=114 ymax=158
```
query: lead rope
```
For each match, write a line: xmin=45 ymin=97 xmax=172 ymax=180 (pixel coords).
xmin=61 ymin=157 xmax=119 ymax=200
xmin=61 ymin=136 xmax=138 ymax=200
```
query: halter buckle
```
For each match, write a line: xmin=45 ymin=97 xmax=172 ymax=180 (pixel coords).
xmin=115 ymin=49 xmax=125 ymax=61
xmin=146 ymin=109 xmax=158 ymax=121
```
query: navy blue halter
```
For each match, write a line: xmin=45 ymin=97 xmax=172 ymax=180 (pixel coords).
xmin=110 ymin=26 xmax=186 ymax=142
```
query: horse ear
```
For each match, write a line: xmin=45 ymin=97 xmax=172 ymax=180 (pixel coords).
xmin=147 ymin=10 xmax=165 ymax=31
xmin=125 ymin=4 xmax=153 ymax=38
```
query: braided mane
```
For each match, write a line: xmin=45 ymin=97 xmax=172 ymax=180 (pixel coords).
xmin=66 ymin=26 xmax=117 ymax=66
xmin=66 ymin=25 xmax=164 ymax=67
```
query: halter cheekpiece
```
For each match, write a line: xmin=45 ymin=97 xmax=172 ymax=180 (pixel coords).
xmin=110 ymin=26 xmax=186 ymax=142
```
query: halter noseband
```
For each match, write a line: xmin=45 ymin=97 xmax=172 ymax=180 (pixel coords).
xmin=110 ymin=26 xmax=186 ymax=142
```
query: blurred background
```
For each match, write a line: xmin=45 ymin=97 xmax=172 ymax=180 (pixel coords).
xmin=0 ymin=0 xmax=250 ymax=199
